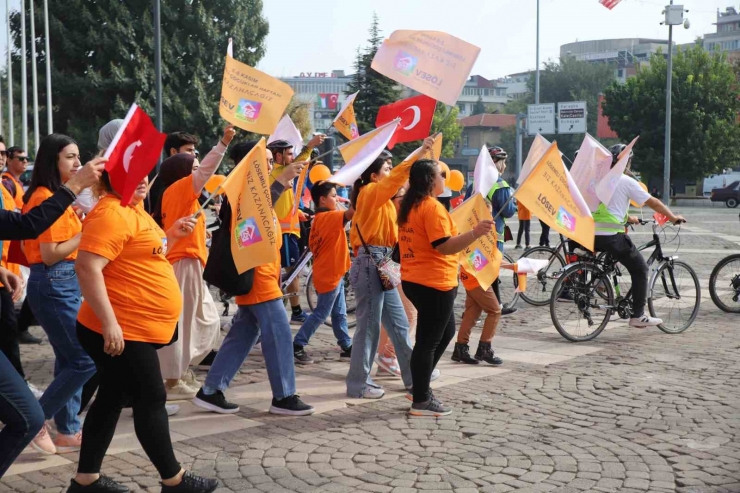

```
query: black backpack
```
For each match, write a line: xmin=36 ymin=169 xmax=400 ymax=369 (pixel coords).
xmin=203 ymin=196 xmax=254 ymax=296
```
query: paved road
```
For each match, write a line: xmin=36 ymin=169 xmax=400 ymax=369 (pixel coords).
xmin=2 ymin=206 xmax=739 ymax=493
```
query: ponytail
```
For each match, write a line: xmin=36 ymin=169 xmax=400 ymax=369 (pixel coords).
xmin=349 ymin=157 xmax=386 ymax=209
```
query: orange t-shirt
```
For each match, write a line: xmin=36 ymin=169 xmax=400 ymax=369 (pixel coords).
xmin=459 ymin=264 xmax=482 ymax=291
xmin=236 ymin=213 xmax=284 ymax=306
xmin=161 ymin=175 xmax=207 ymax=266
xmin=77 ymin=195 xmax=182 ymax=344
xmin=22 ymin=187 xmax=81 ymax=265
xmin=399 ymin=197 xmax=459 ymax=291
xmin=0 ymin=186 xmax=20 ymax=284
xmin=309 ymin=210 xmax=350 ymax=294
xmin=517 ymin=202 xmax=532 ymax=221
xmin=2 ymin=172 xmax=24 ymax=209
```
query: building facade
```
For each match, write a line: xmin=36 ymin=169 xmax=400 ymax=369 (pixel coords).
xmin=702 ymin=6 xmax=740 ymax=59
xmin=496 ymin=72 xmax=532 ymax=101
xmin=560 ymin=38 xmax=671 ymax=82
xmin=279 ymin=70 xmax=353 ymax=134
xmin=455 ymin=114 xmax=517 ymax=174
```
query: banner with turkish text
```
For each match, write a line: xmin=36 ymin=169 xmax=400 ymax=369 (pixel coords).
xmin=517 ymin=134 xmax=551 ymax=186
xmin=333 ymin=92 xmax=359 ymax=140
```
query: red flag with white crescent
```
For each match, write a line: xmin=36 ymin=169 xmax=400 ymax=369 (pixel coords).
xmin=375 ymin=94 xmax=436 ymax=149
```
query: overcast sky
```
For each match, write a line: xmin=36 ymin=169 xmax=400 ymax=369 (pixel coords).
xmin=258 ymin=0 xmax=733 ymax=79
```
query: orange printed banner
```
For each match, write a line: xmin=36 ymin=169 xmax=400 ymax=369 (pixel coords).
xmin=450 ymin=194 xmax=502 ymax=291
xmin=220 ymin=40 xmax=294 ymax=135
xmin=371 ymin=30 xmax=481 ymax=107
xmin=333 ymin=92 xmax=359 ymax=140
xmin=514 ymin=142 xmax=595 ymax=251
xmin=292 ymin=161 xmax=309 ymax=216
xmin=220 ymin=138 xmax=278 ymax=273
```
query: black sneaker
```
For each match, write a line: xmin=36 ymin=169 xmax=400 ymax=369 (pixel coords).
xmin=161 ymin=471 xmax=218 ymax=493
xmin=67 ymin=476 xmax=129 ymax=493
xmin=501 ymin=306 xmax=518 ymax=316
xmin=192 ymin=389 xmax=239 ymax=414
xmin=269 ymin=395 xmax=315 ymax=416
xmin=197 ymin=350 xmax=217 ymax=369
xmin=339 ymin=345 xmax=352 ymax=359
xmin=409 ymin=398 xmax=452 ymax=417
xmin=293 ymin=345 xmax=314 ymax=365
xmin=18 ymin=331 xmax=43 ymax=344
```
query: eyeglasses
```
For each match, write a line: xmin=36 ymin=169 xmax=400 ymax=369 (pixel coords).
xmin=17 ymin=157 xmax=29 ymax=162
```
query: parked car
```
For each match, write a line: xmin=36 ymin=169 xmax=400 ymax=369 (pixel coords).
xmin=710 ymin=180 xmax=740 ymax=208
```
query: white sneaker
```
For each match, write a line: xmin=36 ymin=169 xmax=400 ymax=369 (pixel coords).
xmin=375 ymin=356 xmax=401 ymax=377
xmin=165 ymin=404 xmax=180 ymax=416
xmin=27 ymin=382 xmax=44 ymax=399
xmin=629 ymin=315 xmax=663 ymax=328
xmin=430 ymin=368 xmax=441 ymax=382
xmin=182 ymin=369 xmax=201 ymax=390
xmin=166 ymin=380 xmax=198 ymax=401
xmin=358 ymin=387 xmax=385 ymax=399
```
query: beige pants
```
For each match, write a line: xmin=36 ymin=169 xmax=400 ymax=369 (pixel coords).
xmin=457 ymin=286 xmax=501 ymax=345
xmin=158 ymin=258 xmax=221 ymax=380
xmin=378 ymin=283 xmax=417 ymax=359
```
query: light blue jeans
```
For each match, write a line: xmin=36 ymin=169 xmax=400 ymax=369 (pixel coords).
xmin=294 ymin=282 xmax=352 ymax=349
xmin=346 ymin=247 xmax=413 ymax=397
xmin=27 ymin=261 xmax=95 ymax=435
xmin=203 ymin=299 xmax=296 ymax=400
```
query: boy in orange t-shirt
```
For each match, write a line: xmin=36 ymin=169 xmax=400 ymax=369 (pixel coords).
xmin=293 ymin=181 xmax=354 ymax=364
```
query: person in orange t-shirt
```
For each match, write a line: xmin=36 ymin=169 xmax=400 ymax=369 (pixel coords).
xmin=72 ymin=171 xmax=219 ymax=493
xmin=398 ymin=159 xmax=493 ymax=418
xmin=292 ymin=181 xmax=354 ymax=364
xmin=150 ymin=126 xmax=235 ymax=401
xmin=515 ymin=200 xmax=532 ymax=250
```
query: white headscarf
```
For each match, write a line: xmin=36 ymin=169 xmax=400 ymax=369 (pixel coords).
xmin=97 ymin=119 xmax=124 ymax=151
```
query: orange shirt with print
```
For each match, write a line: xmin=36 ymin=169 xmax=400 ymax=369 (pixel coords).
xmin=22 ymin=187 xmax=81 ymax=265
xmin=77 ymin=195 xmax=182 ymax=344
xmin=459 ymin=264 xmax=482 ymax=291
xmin=161 ymin=175 xmax=207 ymax=266
xmin=309 ymin=210 xmax=350 ymax=294
xmin=399 ymin=196 xmax=459 ymax=291
xmin=236 ymin=212 xmax=284 ymax=306
xmin=2 ymin=172 xmax=24 ymax=209
xmin=517 ymin=202 xmax=532 ymax=221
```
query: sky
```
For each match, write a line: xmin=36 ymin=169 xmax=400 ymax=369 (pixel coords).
xmin=258 ymin=0 xmax=734 ymax=79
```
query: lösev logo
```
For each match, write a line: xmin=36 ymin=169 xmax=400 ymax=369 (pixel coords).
xmin=235 ymin=99 xmax=262 ymax=123
xmin=556 ymin=206 xmax=576 ymax=232
xmin=467 ymin=249 xmax=489 ymax=272
xmin=235 ymin=217 xmax=263 ymax=249
xmin=393 ymin=51 xmax=417 ymax=75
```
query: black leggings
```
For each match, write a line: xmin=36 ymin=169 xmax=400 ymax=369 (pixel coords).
xmin=0 ymin=291 xmax=24 ymax=378
xmin=76 ymin=324 xmax=180 ymax=479
xmin=402 ymin=281 xmax=457 ymax=404
xmin=539 ymin=220 xmax=550 ymax=246
xmin=517 ymin=220 xmax=530 ymax=246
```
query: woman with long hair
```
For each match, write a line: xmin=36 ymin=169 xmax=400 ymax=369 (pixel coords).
xmin=70 ymin=171 xmax=218 ymax=493
xmin=22 ymin=134 xmax=105 ymax=454
xmin=345 ymin=138 xmax=433 ymax=399
xmin=150 ymin=126 xmax=234 ymax=401
xmin=398 ymin=159 xmax=493 ymax=417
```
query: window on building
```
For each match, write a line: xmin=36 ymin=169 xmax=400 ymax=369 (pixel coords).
xmin=458 ymin=103 xmax=466 ymax=114
xmin=462 ymin=133 xmax=469 ymax=148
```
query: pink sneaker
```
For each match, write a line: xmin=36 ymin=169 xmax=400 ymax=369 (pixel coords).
xmin=31 ymin=424 xmax=56 ymax=455
xmin=54 ymin=431 xmax=82 ymax=453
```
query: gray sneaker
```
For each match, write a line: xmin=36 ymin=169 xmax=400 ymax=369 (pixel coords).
xmin=408 ymin=398 xmax=452 ymax=417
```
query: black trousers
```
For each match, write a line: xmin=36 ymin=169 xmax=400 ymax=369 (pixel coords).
xmin=539 ymin=220 xmax=550 ymax=246
xmin=517 ymin=220 xmax=531 ymax=246
xmin=16 ymin=299 xmax=35 ymax=334
xmin=594 ymin=234 xmax=649 ymax=317
xmin=0 ymin=290 xmax=24 ymax=378
xmin=402 ymin=281 xmax=457 ymax=404
xmin=76 ymin=324 xmax=180 ymax=479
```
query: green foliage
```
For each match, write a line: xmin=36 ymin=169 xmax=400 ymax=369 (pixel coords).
xmin=9 ymin=0 xmax=268 ymax=157
xmin=472 ymin=96 xmax=486 ymax=116
xmin=603 ymin=45 xmax=740 ymax=183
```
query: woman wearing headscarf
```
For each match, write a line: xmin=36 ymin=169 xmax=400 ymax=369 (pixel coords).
xmin=151 ymin=126 xmax=235 ymax=401
xmin=73 ymin=120 xmax=124 ymax=215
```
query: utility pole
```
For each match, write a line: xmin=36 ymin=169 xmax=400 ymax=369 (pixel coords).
xmin=535 ymin=0 xmax=540 ymax=104
xmin=29 ymin=0 xmax=39 ymax=151
xmin=7 ymin=0 xmax=14 ymax=145
xmin=20 ymin=0 xmax=28 ymax=152
xmin=43 ymin=0 xmax=52 ymax=134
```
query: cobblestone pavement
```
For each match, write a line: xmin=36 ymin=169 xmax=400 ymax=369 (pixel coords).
xmin=2 ymin=206 xmax=740 ymax=493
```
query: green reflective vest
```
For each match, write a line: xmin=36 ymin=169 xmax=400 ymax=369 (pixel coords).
xmin=592 ymin=203 xmax=627 ymax=234
xmin=486 ymin=180 xmax=510 ymax=239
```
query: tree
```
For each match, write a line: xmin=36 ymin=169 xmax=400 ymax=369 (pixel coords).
xmin=9 ymin=0 xmax=268 ymax=156
xmin=472 ymin=96 xmax=486 ymax=115
xmin=393 ymin=103 xmax=463 ymax=160
xmin=603 ymin=45 xmax=740 ymax=183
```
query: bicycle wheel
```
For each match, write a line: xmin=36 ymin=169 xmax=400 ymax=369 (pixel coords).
xmin=709 ymin=253 xmax=740 ymax=313
xmin=305 ymin=272 xmax=357 ymax=329
xmin=518 ymin=247 xmax=566 ymax=306
xmin=550 ymin=262 xmax=614 ymax=342
xmin=500 ymin=252 xmax=520 ymax=309
xmin=648 ymin=260 xmax=700 ymax=334
xmin=343 ymin=274 xmax=357 ymax=315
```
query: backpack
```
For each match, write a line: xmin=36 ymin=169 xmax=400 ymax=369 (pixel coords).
xmin=203 ymin=196 xmax=254 ymax=296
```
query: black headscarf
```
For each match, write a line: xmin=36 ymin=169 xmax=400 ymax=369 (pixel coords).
xmin=151 ymin=153 xmax=196 ymax=227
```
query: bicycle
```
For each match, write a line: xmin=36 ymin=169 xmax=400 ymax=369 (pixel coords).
xmin=516 ymin=234 xmax=574 ymax=306
xmin=709 ymin=215 xmax=740 ymax=312
xmin=499 ymin=252 xmax=520 ymax=309
xmin=549 ymin=219 xmax=700 ymax=342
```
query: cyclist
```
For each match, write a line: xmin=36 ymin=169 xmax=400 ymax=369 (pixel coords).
xmin=592 ymin=143 xmax=686 ymax=328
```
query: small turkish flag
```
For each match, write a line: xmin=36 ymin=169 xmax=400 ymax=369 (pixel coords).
xmin=599 ymin=0 xmax=622 ymax=10
xmin=376 ymin=95 xmax=436 ymax=149
xmin=653 ymin=212 xmax=669 ymax=226
xmin=104 ymin=104 xmax=167 ymax=206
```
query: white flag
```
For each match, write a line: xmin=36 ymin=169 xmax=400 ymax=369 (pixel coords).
xmin=517 ymin=134 xmax=551 ymax=186
xmin=569 ymin=134 xmax=613 ymax=211
xmin=330 ymin=119 xmax=400 ymax=186
xmin=268 ymin=114 xmax=304 ymax=156
xmin=595 ymin=136 xmax=639 ymax=207
xmin=473 ymin=144 xmax=499 ymax=197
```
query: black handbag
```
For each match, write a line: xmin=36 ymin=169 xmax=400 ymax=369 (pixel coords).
xmin=203 ymin=196 xmax=255 ymax=296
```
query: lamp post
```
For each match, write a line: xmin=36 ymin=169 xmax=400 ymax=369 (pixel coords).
xmin=535 ymin=0 xmax=540 ymax=104
xmin=43 ymin=0 xmax=52 ymax=134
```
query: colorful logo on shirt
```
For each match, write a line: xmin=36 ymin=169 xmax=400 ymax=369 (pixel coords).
xmin=394 ymin=51 xmax=417 ymax=75
xmin=161 ymin=237 xmax=168 ymax=252
xmin=235 ymin=99 xmax=262 ymax=123
xmin=235 ymin=218 xmax=262 ymax=249
xmin=467 ymin=249 xmax=489 ymax=272
xmin=556 ymin=206 xmax=576 ymax=232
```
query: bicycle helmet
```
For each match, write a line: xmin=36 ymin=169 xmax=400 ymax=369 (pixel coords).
xmin=609 ymin=143 xmax=633 ymax=165
xmin=488 ymin=146 xmax=508 ymax=161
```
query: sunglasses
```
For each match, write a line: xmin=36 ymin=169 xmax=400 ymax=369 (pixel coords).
xmin=17 ymin=156 xmax=29 ymax=162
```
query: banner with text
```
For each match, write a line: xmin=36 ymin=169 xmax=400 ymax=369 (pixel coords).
xmin=333 ymin=91 xmax=359 ymax=140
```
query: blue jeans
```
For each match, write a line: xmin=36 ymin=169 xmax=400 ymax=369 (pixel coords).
xmin=294 ymin=282 xmax=351 ymax=349
xmin=27 ymin=261 xmax=95 ymax=434
xmin=203 ymin=299 xmax=296 ymax=400
xmin=0 ymin=351 xmax=44 ymax=478
xmin=346 ymin=247 xmax=413 ymax=397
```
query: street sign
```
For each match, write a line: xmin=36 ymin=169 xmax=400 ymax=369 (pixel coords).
xmin=557 ymin=101 xmax=587 ymax=134
xmin=527 ymin=103 xmax=556 ymax=135
xmin=461 ymin=147 xmax=480 ymax=157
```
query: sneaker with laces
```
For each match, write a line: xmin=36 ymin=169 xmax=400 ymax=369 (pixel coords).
xmin=354 ymin=386 xmax=385 ymax=399
xmin=67 ymin=475 xmax=130 ymax=493
xmin=293 ymin=345 xmax=314 ymax=365
xmin=290 ymin=311 xmax=309 ymax=325
xmin=409 ymin=398 xmax=452 ymax=417
xmin=339 ymin=345 xmax=352 ymax=359
xmin=166 ymin=380 xmax=197 ymax=401
xmin=430 ymin=368 xmax=441 ymax=381
xmin=193 ymin=389 xmax=240 ymax=414
xmin=181 ymin=370 xmax=201 ymax=390
xmin=375 ymin=356 xmax=401 ymax=377
xmin=54 ymin=431 xmax=83 ymax=453
xmin=161 ymin=471 xmax=218 ymax=493
xmin=269 ymin=395 xmax=315 ymax=416
xmin=27 ymin=381 xmax=44 ymax=399
xmin=31 ymin=424 xmax=56 ymax=454
xmin=629 ymin=314 xmax=663 ymax=328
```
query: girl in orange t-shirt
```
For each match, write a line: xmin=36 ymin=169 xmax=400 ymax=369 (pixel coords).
xmin=397 ymin=159 xmax=493 ymax=418
xmin=71 ymin=171 xmax=219 ymax=492
xmin=149 ymin=126 xmax=234 ymax=401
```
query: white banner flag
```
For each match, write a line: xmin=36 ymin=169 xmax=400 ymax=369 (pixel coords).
xmin=517 ymin=134 xmax=551 ymax=186
xmin=473 ymin=144 xmax=499 ymax=197
xmin=595 ymin=136 xmax=639 ymax=207
xmin=268 ymin=114 xmax=304 ymax=156
xmin=330 ymin=119 xmax=400 ymax=186
xmin=569 ymin=134 xmax=613 ymax=211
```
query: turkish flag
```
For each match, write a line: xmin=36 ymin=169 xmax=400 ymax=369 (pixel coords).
xmin=104 ymin=104 xmax=167 ymax=206
xmin=375 ymin=95 xmax=436 ymax=149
